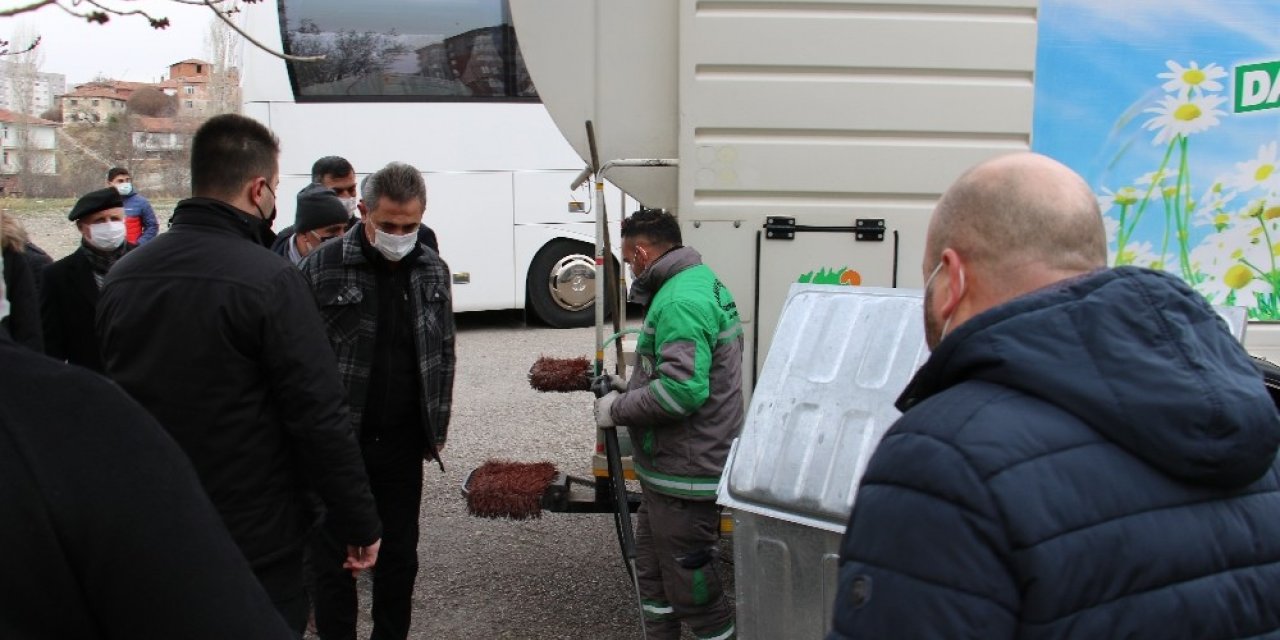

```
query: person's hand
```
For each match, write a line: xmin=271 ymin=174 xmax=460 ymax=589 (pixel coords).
xmin=344 ymin=539 xmax=381 ymax=578
xmin=591 ymin=374 xmax=627 ymax=398
xmin=595 ymin=391 xmax=619 ymax=428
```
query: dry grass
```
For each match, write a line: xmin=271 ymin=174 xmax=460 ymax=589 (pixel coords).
xmin=1 ymin=196 xmax=180 ymax=260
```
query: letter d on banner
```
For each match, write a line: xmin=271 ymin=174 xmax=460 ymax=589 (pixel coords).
xmin=1235 ymin=61 xmax=1280 ymax=113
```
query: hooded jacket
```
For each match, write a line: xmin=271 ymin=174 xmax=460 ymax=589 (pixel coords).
xmin=97 ymin=197 xmax=381 ymax=568
xmin=610 ymin=246 xmax=744 ymax=500
xmin=829 ymin=267 xmax=1280 ymax=639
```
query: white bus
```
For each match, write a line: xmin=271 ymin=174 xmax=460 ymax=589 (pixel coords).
xmin=239 ymin=0 xmax=630 ymax=327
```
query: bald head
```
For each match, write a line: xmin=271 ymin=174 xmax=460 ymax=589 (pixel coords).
xmin=926 ymin=153 xmax=1106 ymax=287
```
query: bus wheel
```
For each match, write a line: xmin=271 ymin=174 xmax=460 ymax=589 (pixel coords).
xmin=527 ymin=240 xmax=612 ymax=328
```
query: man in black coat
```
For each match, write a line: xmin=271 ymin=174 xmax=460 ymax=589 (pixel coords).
xmin=97 ymin=114 xmax=383 ymax=634
xmin=0 ymin=332 xmax=298 ymax=640
xmin=41 ymin=188 xmax=132 ymax=372
xmin=828 ymin=153 xmax=1280 ymax=639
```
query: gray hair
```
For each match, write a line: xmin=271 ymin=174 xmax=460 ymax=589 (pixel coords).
xmin=362 ymin=162 xmax=426 ymax=213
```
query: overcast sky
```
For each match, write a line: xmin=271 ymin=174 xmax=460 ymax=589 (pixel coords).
xmin=2 ymin=0 xmax=252 ymax=86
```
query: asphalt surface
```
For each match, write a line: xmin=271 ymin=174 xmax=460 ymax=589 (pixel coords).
xmin=11 ymin=204 xmax=734 ymax=639
xmin=363 ymin=310 xmax=733 ymax=640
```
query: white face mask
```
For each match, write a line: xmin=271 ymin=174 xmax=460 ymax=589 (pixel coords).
xmin=339 ymin=196 xmax=358 ymax=215
xmin=373 ymin=227 xmax=417 ymax=262
xmin=88 ymin=220 xmax=127 ymax=251
xmin=115 ymin=182 xmax=133 ymax=196
xmin=923 ymin=258 xmax=966 ymax=350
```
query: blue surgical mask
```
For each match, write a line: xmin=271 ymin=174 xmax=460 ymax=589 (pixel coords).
xmin=115 ymin=182 xmax=133 ymax=197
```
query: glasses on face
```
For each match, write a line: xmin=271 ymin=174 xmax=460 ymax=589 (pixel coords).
xmin=309 ymin=230 xmax=341 ymax=244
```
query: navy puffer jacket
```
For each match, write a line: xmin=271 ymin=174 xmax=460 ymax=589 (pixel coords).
xmin=829 ymin=267 xmax=1280 ymax=639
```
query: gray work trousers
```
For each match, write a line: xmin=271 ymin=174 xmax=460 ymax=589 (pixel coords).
xmin=635 ymin=491 xmax=735 ymax=640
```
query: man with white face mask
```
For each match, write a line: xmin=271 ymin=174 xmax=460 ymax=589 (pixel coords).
xmin=39 ymin=188 xmax=130 ymax=372
xmin=299 ymin=161 xmax=455 ymax=640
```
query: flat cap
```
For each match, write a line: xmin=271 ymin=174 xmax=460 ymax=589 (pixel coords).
xmin=69 ymin=187 xmax=124 ymax=222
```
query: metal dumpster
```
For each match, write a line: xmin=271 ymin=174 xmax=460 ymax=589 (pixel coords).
xmin=718 ymin=284 xmax=929 ymax=639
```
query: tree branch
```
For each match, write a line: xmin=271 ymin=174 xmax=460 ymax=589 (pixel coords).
xmin=200 ymin=0 xmax=324 ymax=63
xmin=0 ymin=0 xmax=58 ymax=18
xmin=2 ymin=1 xmax=324 ymax=63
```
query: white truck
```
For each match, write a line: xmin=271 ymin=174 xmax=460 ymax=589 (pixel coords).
xmin=510 ymin=0 xmax=1280 ymax=637
xmin=510 ymin=0 xmax=1280 ymax=386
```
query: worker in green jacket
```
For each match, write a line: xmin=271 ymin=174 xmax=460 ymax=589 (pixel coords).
xmin=595 ymin=208 xmax=743 ymax=640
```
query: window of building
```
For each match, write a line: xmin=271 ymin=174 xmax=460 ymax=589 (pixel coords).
xmin=185 ymin=100 xmax=194 ymax=108
xmin=280 ymin=0 xmax=537 ymax=102
xmin=196 ymin=64 xmax=204 ymax=74
xmin=69 ymin=99 xmax=78 ymax=106
xmin=185 ymin=85 xmax=195 ymax=95
xmin=2 ymin=151 xmax=10 ymax=166
xmin=92 ymin=99 xmax=99 ymax=106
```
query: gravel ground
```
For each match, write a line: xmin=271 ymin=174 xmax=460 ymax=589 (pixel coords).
xmin=7 ymin=199 xmax=734 ymax=640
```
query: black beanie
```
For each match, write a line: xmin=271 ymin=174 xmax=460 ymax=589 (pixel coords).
xmin=69 ymin=187 xmax=124 ymax=222
xmin=295 ymin=183 xmax=349 ymax=234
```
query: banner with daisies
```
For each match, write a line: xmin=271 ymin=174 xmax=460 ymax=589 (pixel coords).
xmin=1033 ymin=0 xmax=1280 ymax=319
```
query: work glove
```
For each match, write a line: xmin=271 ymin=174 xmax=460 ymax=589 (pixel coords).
xmin=595 ymin=391 xmax=619 ymax=428
xmin=591 ymin=373 xmax=627 ymax=399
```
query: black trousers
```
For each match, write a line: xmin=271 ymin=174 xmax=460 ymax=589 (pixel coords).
xmin=255 ymin=547 xmax=308 ymax=637
xmin=313 ymin=435 xmax=425 ymax=640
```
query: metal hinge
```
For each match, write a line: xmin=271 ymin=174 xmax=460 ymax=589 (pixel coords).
xmin=764 ymin=216 xmax=796 ymax=240
xmin=854 ymin=219 xmax=886 ymax=241
xmin=762 ymin=217 xmax=885 ymax=241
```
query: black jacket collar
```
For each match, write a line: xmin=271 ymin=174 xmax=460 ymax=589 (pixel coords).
xmin=171 ymin=197 xmax=274 ymax=246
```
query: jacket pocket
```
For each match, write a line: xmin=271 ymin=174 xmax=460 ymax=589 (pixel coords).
xmin=318 ymin=284 xmax=364 ymax=345
xmin=421 ymin=282 xmax=450 ymax=307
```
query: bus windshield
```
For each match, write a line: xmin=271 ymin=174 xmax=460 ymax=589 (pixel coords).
xmin=278 ymin=0 xmax=538 ymax=101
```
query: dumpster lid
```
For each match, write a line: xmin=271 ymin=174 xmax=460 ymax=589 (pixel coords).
xmin=718 ymin=284 xmax=928 ymax=533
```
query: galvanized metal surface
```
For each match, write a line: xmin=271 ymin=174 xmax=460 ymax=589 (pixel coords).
xmin=719 ymin=284 xmax=927 ymax=640
xmin=720 ymin=285 xmax=928 ymax=533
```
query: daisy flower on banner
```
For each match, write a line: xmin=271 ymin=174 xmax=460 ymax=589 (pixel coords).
xmin=1193 ymin=181 xmax=1237 ymax=229
xmin=1143 ymin=93 xmax=1227 ymax=145
xmin=1231 ymin=142 xmax=1280 ymax=194
xmin=1158 ymin=60 xmax=1227 ymax=98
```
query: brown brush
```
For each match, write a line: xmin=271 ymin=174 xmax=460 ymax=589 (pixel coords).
xmin=529 ymin=355 xmax=592 ymax=392
xmin=466 ymin=460 xmax=560 ymax=519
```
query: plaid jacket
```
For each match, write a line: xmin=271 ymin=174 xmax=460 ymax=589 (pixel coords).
xmin=299 ymin=225 xmax=456 ymax=459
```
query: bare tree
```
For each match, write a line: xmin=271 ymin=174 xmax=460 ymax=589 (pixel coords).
xmin=204 ymin=13 xmax=242 ymax=115
xmin=5 ymin=23 xmax=48 ymax=192
xmin=1 ymin=1 xmax=322 ymax=63
xmin=128 ymin=86 xmax=177 ymax=117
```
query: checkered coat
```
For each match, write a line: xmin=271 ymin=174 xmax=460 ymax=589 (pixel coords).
xmin=299 ymin=225 xmax=456 ymax=459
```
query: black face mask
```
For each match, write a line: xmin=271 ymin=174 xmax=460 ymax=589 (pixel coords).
xmin=254 ymin=182 xmax=279 ymax=247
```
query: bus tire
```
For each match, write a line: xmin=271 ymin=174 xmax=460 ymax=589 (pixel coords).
xmin=527 ymin=240 xmax=614 ymax=328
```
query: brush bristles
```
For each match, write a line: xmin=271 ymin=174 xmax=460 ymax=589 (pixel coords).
xmin=466 ymin=460 xmax=560 ymax=520
xmin=529 ymin=355 xmax=592 ymax=393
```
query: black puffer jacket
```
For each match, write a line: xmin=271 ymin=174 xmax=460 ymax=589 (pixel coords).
xmin=97 ymin=197 xmax=381 ymax=568
xmin=830 ymin=267 xmax=1280 ymax=639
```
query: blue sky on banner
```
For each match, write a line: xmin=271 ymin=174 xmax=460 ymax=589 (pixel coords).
xmin=1033 ymin=0 xmax=1280 ymax=263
